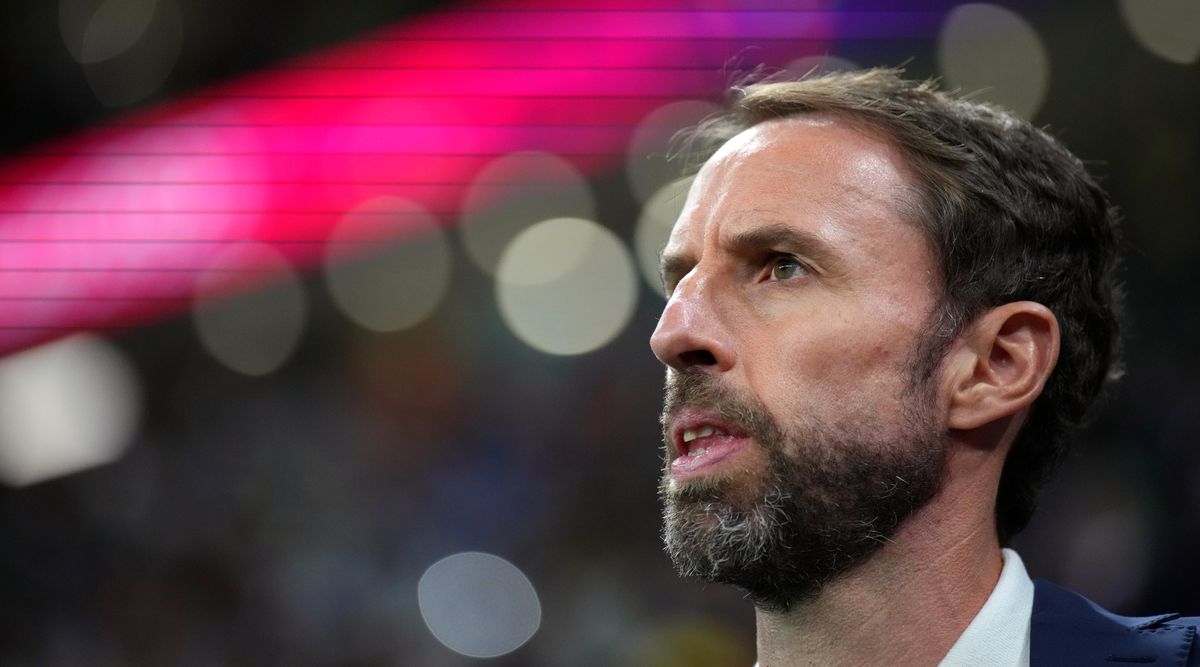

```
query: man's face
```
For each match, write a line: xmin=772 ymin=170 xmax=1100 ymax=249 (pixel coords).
xmin=651 ymin=116 xmax=949 ymax=610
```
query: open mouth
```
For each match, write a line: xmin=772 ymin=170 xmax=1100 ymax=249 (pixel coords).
xmin=680 ymin=424 xmax=730 ymax=458
xmin=668 ymin=412 xmax=753 ymax=481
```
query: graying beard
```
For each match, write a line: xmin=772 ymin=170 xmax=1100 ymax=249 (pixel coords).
xmin=662 ymin=485 xmax=790 ymax=580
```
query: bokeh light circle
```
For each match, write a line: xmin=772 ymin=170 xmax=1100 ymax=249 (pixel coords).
xmin=460 ymin=151 xmax=595 ymax=276
xmin=193 ymin=243 xmax=307 ymax=376
xmin=78 ymin=0 xmax=183 ymax=107
xmin=496 ymin=217 xmax=638 ymax=356
xmin=325 ymin=197 xmax=452 ymax=332
xmin=1119 ymin=0 xmax=1200 ymax=65
xmin=635 ymin=176 xmax=694 ymax=295
xmin=0 ymin=334 xmax=141 ymax=487
xmin=417 ymin=551 xmax=542 ymax=659
xmin=59 ymin=0 xmax=158 ymax=64
xmin=937 ymin=3 xmax=1050 ymax=119
xmin=626 ymin=100 xmax=720 ymax=204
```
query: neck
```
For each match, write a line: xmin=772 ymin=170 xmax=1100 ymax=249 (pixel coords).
xmin=753 ymin=479 xmax=1003 ymax=667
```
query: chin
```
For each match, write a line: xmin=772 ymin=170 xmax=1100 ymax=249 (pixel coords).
xmin=662 ymin=465 xmax=769 ymax=511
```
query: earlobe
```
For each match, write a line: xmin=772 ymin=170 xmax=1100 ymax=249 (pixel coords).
xmin=946 ymin=302 xmax=1060 ymax=432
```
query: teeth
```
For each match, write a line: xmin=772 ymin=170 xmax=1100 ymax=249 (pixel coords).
xmin=691 ymin=446 xmax=709 ymax=457
xmin=680 ymin=425 xmax=727 ymax=445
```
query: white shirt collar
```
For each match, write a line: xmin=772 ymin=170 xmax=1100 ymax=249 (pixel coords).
xmin=751 ymin=548 xmax=1034 ymax=667
xmin=938 ymin=547 xmax=1034 ymax=667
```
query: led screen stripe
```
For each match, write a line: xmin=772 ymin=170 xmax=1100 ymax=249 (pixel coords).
xmin=0 ymin=0 xmax=943 ymax=355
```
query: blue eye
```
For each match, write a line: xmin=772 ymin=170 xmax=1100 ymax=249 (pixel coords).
xmin=769 ymin=257 xmax=805 ymax=281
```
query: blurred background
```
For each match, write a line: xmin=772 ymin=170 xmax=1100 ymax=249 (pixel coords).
xmin=0 ymin=0 xmax=1196 ymax=664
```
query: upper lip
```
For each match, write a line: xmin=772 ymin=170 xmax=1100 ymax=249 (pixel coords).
xmin=665 ymin=407 xmax=748 ymax=458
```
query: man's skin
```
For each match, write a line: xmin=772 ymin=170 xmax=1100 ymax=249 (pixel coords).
xmin=651 ymin=115 xmax=1060 ymax=665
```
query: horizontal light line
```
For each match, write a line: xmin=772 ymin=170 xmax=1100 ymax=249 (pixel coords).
xmin=0 ymin=210 xmax=462 ymax=215
xmin=15 ymin=152 xmax=617 ymax=157
xmin=378 ymin=9 xmax=868 ymax=12
xmin=0 ymin=297 xmax=191 ymax=301
xmin=267 ymin=65 xmax=759 ymax=71
xmin=0 ymin=239 xmax=403 ymax=243
xmin=355 ymin=35 xmax=888 ymax=41
xmin=181 ymin=93 xmax=686 ymax=99
xmin=1 ymin=181 xmax=488 ymax=186
xmin=92 ymin=122 xmax=647 ymax=128
xmin=0 ymin=268 xmax=293 ymax=272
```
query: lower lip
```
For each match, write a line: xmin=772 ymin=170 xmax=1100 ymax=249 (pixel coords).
xmin=670 ymin=435 xmax=752 ymax=481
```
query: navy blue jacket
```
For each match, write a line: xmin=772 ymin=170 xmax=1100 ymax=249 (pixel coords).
xmin=1033 ymin=579 xmax=1199 ymax=666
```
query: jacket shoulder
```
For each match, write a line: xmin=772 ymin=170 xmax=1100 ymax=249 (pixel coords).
xmin=1032 ymin=579 xmax=1199 ymax=666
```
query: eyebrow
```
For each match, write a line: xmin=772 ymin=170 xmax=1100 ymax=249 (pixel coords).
xmin=658 ymin=221 xmax=837 ymax=292
xmin=725 ymin=223 xmax=835 ymax=270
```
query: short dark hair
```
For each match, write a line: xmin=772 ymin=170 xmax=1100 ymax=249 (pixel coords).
xmin=680 ymin=68 xmax=1123 ymax=543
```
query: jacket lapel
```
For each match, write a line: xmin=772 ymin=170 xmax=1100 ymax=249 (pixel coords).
xmin=1031 ymin=579 xmax=1196 ymax=666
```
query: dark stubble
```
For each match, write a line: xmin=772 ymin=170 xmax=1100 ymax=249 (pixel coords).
xmin=659 ymin=369 xmax=947 ymax=612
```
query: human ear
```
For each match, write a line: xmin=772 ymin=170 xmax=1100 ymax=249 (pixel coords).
xmin=944 ymin=301 xmax=1060 ymax=431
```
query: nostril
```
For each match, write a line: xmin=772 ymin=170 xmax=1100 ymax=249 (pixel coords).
xmin=679 ymin=349 xmax=718 ymax=367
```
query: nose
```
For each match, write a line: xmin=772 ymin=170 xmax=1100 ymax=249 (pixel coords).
xmin=650 ymin=271 xmax=736 ymax=372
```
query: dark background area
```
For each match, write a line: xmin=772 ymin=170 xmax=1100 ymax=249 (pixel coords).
xmin=0 ymin=0 xmax=1196 ymax=665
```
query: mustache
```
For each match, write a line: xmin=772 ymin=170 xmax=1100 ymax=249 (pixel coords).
xmin=660 ymin=370 xmax=781 ymax=447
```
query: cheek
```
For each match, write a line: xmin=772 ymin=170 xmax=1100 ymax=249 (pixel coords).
xmin=750 ymin=316 xmax=918 ymax=416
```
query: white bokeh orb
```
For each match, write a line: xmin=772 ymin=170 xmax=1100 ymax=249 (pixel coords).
xmin=418 ymin=552 xmax=542 ymax=659
xmin=0 ymin=335 xmax=141 ymax=487
xmin=938 ymin=3 xmax=1050 ymax=119
xmin=496 ymin=218 xmax=638 ymax=356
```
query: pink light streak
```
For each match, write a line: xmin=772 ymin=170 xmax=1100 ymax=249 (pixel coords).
xmin=0 ymin=0 xmax=854 ymax=354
